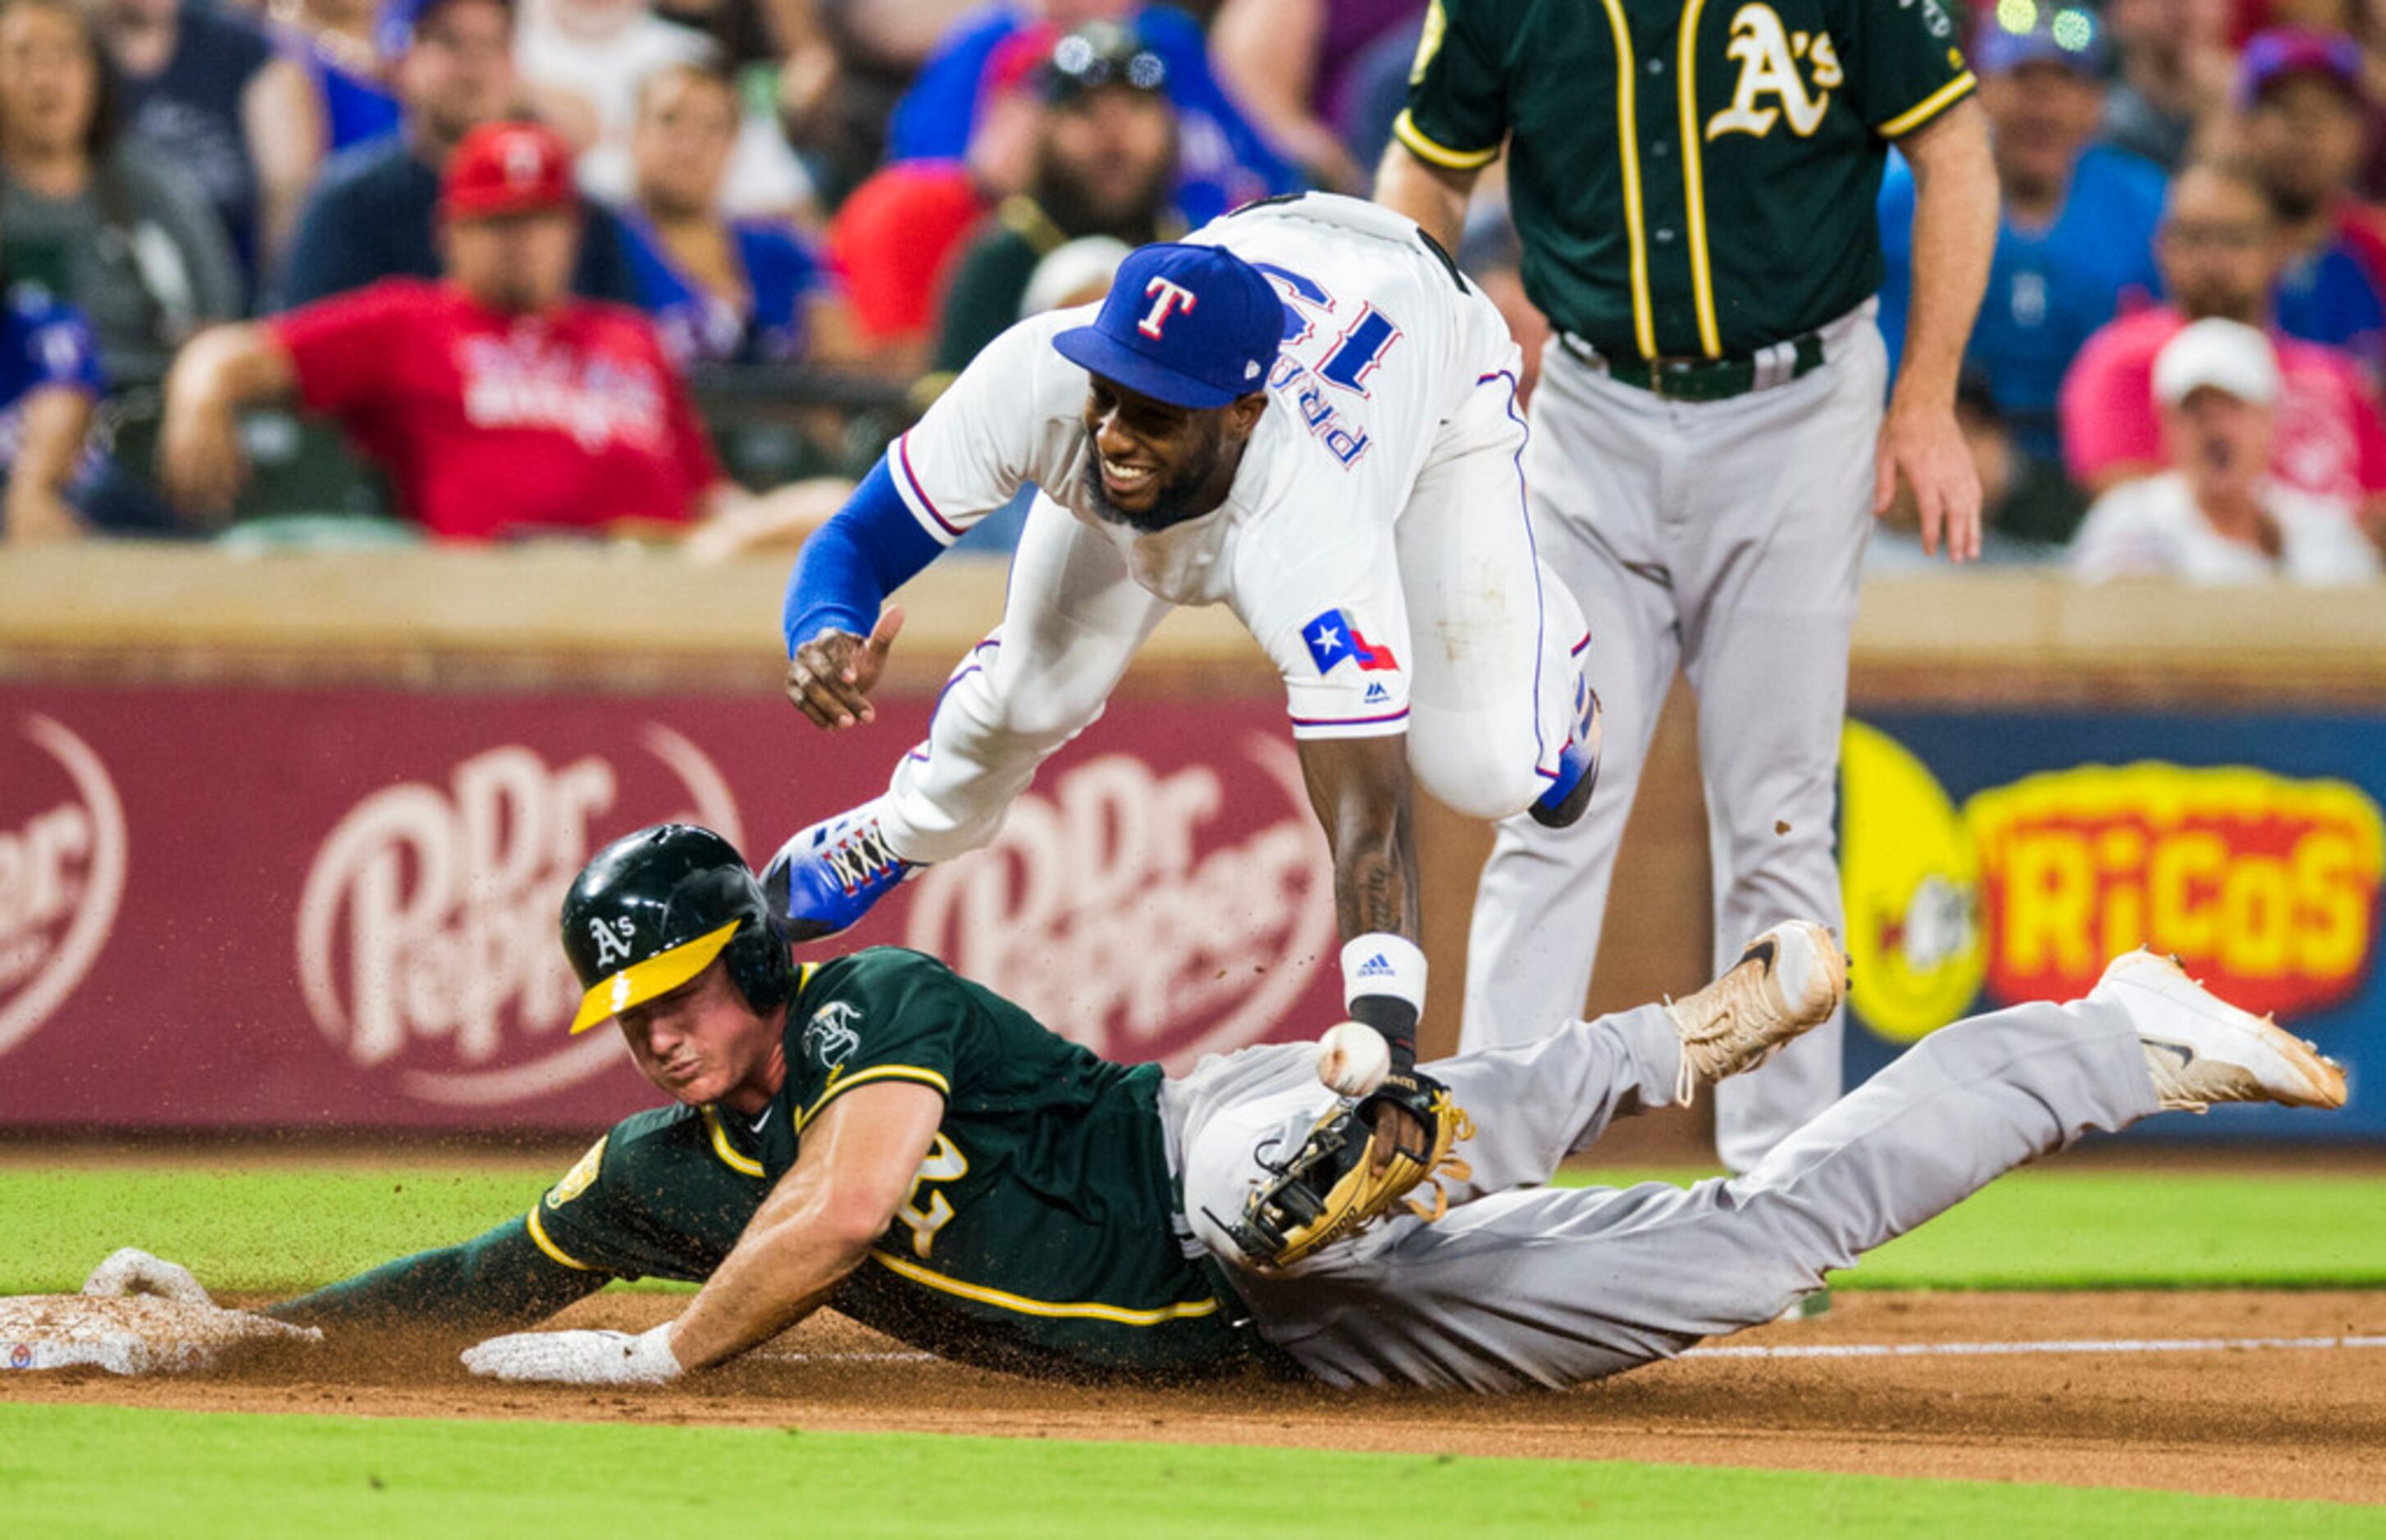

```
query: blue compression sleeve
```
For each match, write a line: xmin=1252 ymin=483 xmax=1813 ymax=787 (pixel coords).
xmin=781 ymin=456 xmax=947 ymax=654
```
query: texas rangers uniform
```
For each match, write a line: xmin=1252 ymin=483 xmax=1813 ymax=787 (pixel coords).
xmin=869 ymin=194 xmax=1590 ymax=861
xmin=1396 ymin=0 xmax=1979 ymax=1168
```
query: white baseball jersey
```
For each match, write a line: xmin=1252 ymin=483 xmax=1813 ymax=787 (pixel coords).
xmin=884 ymin=197 xmax=1522 ymax=740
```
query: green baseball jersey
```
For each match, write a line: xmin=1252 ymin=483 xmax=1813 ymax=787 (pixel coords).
xmin=525 ymin=947 xmax=1265 ymax=1378
xmin=1397 ymin=0 xmax=1975 ymax=358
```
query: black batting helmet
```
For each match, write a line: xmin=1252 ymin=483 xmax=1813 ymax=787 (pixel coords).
xmin=561 ymin=824 xmax=792 ymax=1034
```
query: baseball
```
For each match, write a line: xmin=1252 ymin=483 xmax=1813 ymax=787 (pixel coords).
xmin=1315 ymin=1021 xmax=1392 ymax=1097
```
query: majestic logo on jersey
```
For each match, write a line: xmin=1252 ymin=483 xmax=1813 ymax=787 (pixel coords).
xmin=1138 ymin=277 xmax=1199 ymax=339
xmin=0 ymin=715 xmax=127 ymax=1061
xmin=905 ymin=736 xmax=1336 ymax=1066
xmin=1303 ymin=610 xmax=1401 ymax=676
xmin=589 ymin=916 xmax=636 ymax=970
xmin=803 ymin=1001 xmax=864 ymax=1067
xmin=297 ymin=727 xmax=741 ymax=1105
xmin=1705 ymin=6 xmax=1843 ymax=140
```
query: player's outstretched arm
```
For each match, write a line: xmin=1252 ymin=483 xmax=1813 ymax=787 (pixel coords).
xmin=463 ymin=1082 xmax=942 ymax=1384
xmin=1371 ymin=139 xmax=1479 ymax=261
xmin=1295 ymin=732 xmax=1440 ymax=1165
xmin=263 ymin=1216 xmax=614 ymax=1335
xmin=664 ymin=1081 xmax=942 ymax=1369
xmin=780 ymin=456 xmax=942 ymax=729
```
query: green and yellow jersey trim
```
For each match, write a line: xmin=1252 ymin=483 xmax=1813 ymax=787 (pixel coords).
xmin=697 ymin=1105 xmax=769 ymax=1177
xmin=523 ymin=1205 xmax=596 ymax=1271
xmin=1390 ymin=109 xmax=1500 ymax=171
xmin=1877 ymin=71 xmax=1977 ymax=139
xmin=1594 ymin=0 xmax=1658 ymax=359
xmin=869 ymin=1249 xmax=1221 ymax=1326
xmin=798 ymin=1064 xmax=954 ymax=1132
xmin=1676 ymin=0 xmax=1723 ymax=358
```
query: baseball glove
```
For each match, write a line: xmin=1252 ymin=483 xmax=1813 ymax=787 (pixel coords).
xmin=1214 ymin=1068 xmax=1475 ymax=1269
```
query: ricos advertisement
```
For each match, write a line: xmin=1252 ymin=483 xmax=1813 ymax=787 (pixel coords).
xmin=1842 ymin=713 xmax=2384 ymax=1139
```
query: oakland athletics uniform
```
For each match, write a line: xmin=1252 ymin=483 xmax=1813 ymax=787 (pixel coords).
xmin=1394 ymin=0 xmax=1978 ymax=1168
xmin=274 ymin=943 xmax=2192 ymax=1392
xmin=869 ymin=193 xmax=1589 ymax=861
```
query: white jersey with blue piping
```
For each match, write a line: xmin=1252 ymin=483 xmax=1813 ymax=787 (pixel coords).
xmin=883 ymin=195 xmax=1519 ymax=739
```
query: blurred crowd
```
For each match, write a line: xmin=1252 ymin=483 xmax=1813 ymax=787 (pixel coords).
xmin=0 ymin=0 xmax=2379 ymax=583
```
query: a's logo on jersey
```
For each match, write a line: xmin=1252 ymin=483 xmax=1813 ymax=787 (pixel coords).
xmin=804 ymin=1000 xmax=863 ymax=1067
xmin=1138 ymin=277 xmax=1199 ymax=339
xmin=1705 ymin=6 xmax=1842 ymax=141
xmin=545 ymin=1134 xmax=608 ymax=1209
xmin=590 ymin=916 xmax=635 ymax=970
xmin=1304 ymin=610 xmax=1401 ymax=676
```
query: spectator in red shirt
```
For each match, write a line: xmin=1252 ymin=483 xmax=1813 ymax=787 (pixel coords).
xmin=2062 ymin=158 xmax=2386 ymax=531
xmin=157 ymin=120 xmax=821 ymax=548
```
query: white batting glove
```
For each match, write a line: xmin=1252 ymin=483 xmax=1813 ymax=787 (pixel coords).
xmin=80 ymin=1247 xmax=214 ymax=1307
xmin=460 ymin=1321 xmax=682 ymax=1386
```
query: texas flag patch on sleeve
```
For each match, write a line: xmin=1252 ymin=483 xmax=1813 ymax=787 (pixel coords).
xmin=1303 ymin=608 xmax=1400 ymax=675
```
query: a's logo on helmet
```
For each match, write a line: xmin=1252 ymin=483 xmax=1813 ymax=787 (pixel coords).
xmin=591 ymin=916 xmax=636 ymax=970
xmin=296 ymin=727 xmax=741 ymax=1105
xmin=803 ymin=1000 xmax=863 ymax=1068
xmin=904 ymin=736 xmax=1334 ymax=1065
xmin=0 ymin=715 xmax=127 ymax=1061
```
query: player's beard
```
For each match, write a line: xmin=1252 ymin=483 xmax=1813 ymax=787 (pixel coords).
xmin=1079 ymin=422 xmax=1225 ymax=533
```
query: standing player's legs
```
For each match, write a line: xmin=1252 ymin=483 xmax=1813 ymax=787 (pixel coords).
xmin=1240 ymin=991 xmax=2165 ymax=1391
xmin=1462 ymin=346 xmax=1681 ymax=1053
xmin=878 ymin=493 xmax=1175 ymax=862
xmin=1671 ymin=315 xmax=1886 ymax=1170
xmin=1394 ymin=365 xmax=1593 ymax=822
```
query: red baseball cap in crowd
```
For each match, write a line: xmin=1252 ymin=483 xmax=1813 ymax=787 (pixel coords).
xmin=440 ymin=121 xmax=577 ymax=221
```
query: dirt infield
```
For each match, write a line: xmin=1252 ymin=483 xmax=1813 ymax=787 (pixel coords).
xmin=5 ymin=1289 xmax=2379 ymax=1504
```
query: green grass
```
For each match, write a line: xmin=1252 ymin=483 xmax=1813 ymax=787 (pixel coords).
xmin=2 ymin=1162 xmax=2382 ymax=1295
xmin=0 ymin=1404 xmax=2377 ymax=1538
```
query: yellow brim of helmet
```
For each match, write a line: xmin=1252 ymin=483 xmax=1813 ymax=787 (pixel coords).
xmin=569 ymin=918 xmax=742 ymax=1034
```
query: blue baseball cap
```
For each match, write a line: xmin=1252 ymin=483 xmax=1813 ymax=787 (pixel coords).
xmin=1052 ymin=244 xmax=1284 ymax=409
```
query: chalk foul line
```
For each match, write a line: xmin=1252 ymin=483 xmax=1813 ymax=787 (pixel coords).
xmin=749 ymin=1336 xmax=2386 ymax=1369
xmin=1681 ymin=1334 xmax=2386 ymax=1360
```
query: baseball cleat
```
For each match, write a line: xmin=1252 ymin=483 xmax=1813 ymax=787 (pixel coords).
xmin=762 ymin=803 xmax=917 ymax=942
xmin=1528 ymin=674 xmax=1602 ymax=829
xmin=2090 ymin=949 xmax=2349 ymax=1113
xmin=1664 ymin=921 xmax=1846 ymax=1105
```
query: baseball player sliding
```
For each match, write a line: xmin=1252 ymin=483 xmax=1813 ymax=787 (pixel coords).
xmin=766 ymin=192 xmax=1603 ymax=1157
xmin=85 ymin=826 xmax=2349 ymax=1391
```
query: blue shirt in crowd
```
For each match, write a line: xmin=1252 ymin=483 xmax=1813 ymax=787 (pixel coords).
xmin=0 ymin=287 xmax=103 ymax=476
xmin=887 ymin=3 xmax=1299 ymax=227
xmin=2272 ymin=213 xmax=2386 ymax=383
xmin=1878 ymin=144 xmax=2167 ymax=464
xmin=618 ymin=214 xmax=824 ymax=367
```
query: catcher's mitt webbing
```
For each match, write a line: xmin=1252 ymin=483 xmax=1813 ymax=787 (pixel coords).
xmin=1214 ymin=1069 xmax=1475 ymax=1269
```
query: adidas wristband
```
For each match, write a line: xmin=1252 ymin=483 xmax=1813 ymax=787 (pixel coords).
xmin=1341 ymin=933 xmax=1426 ymax=1064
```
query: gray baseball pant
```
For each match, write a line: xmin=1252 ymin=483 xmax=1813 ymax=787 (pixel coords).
xmin=1462 ymin=303 xmax=1888 ymax=1173
xmin=1162 ymin=991 xmax=2162 ymax=1392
